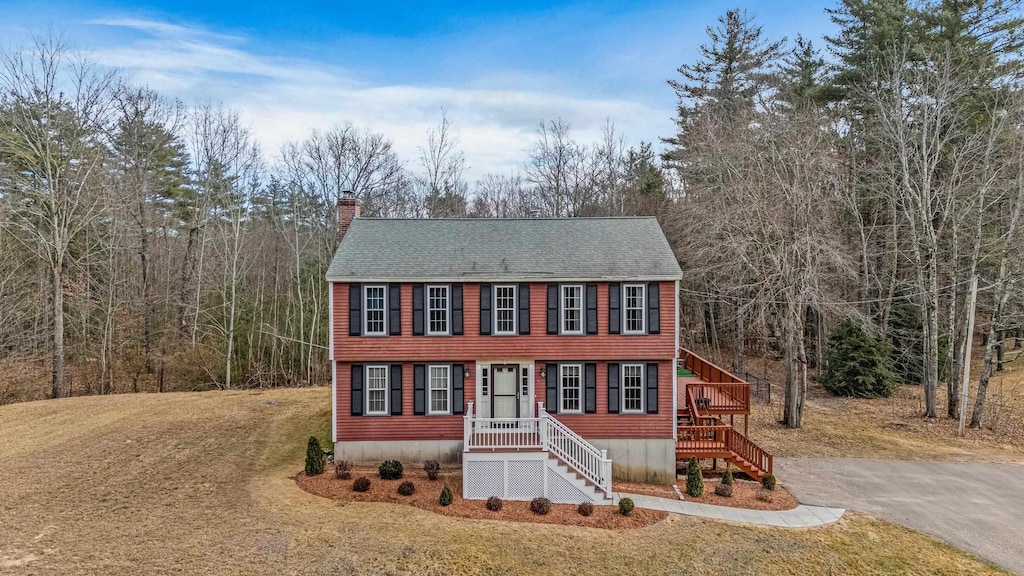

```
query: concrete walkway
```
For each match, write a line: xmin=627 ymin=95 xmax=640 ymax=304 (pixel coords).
xmin=612 ymin=492 xmax=845 ymax=528
xmin=776 ymin=458 xmax=1024 ymax=575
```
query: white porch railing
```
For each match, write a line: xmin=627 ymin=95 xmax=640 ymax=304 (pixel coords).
xmin=464 ymin=401 xmax=613 ymax=497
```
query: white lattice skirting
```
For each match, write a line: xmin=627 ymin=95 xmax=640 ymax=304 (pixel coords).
xmin=462 ymin=452 xmax=607 ymax=504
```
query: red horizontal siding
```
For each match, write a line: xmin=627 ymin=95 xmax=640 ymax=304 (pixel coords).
xmin=335 ymin=360 xmax=674 ymax=442
xmin=332 ymin=281 xmax=676 ymax=361
xmin=336 ymin=361 xmax=475 ymax=442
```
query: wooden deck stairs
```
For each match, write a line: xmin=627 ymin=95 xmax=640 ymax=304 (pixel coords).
xmin=676 ymin=348 xmax=773 ymax=480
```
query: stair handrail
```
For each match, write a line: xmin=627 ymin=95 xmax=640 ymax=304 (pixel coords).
xmin=538 ymin=403 xmax=612 ymax=497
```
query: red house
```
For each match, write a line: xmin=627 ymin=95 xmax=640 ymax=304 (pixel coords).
xmin=327 ymin=194 xmax=769 ymax=503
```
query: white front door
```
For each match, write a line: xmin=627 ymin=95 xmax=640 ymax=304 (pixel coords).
xmin=491 ymin=365 xmax=519 ymax=418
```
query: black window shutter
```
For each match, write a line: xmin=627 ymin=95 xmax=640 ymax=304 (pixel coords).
xmin=351 ymin=364 xmax=364 ymax=416
xmin=585 ymin=283 xmax=598 ymax=334
xmin=607 ymin=362 xmax=620 ymax=414
xmin=545 ymin=363 xmax=558 ymax=412
xmin=645 ymin=362 xmax=659 ymax=414
xmin=479 ymin=284 xmax=492 ymax=335
xmin=452 ymin=284 xmax=464 ymax=335
xmin=413 ymin=365 xmax=426 ymax=415
xmin=389 ymin=364 xmax=403 ymax=415
xmin=388 ymin=284 xmax=401 ymax=335
xmin=453 ymin=364 xmax=465 ymax=415
xmin=584 ymin=363 xmax=597 ymax=414
xmin=647 ymin=282 xmax=661 ymax=335
xmin=518 ymin=284 xmax=531 ymax=335
xmin=412 ymin=284 xmax=425 ymax=335
xmin=349 ymin=284 xmax=362 ymax=336
xmin=546 ymin=283 xmax=558 ymax=335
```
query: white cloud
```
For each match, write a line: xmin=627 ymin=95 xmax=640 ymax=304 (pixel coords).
xmin=85 ymin=18 xmax=673 ymax=181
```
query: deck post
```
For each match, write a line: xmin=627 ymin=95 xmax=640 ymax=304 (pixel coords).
xmin=464 ymin=401 xmax=474 ymax=451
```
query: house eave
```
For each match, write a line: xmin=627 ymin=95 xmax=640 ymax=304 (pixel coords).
xmin=325 ymin=274 xmax=684 ymax=283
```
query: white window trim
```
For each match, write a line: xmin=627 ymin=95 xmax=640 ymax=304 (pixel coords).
xmin=426 ymin=284 xmax=451 ymax=336
xmin=427 ymin=364 xmax=453 ymax=415
xmin=623 ymin=283 xmax=647 ymax=335
xmin=559 ymin=284 xmax=584 ymax=335
xmin=621 ymin=363 xmax=645 ymax=414
xmin=365 ymin=364 xmax=389 ymax=416
xmin=363 ymin=285 xmax=387 ymax=336
xmin=493 ymin=284 xmax=517 ymax=335
xmin=559 ymin=363 xmax=584 ymax=414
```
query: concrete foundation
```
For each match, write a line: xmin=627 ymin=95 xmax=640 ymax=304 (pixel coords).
xmin=588 ymin=438 xmax=676 ymax=484
xmin=334 ymin=440 xmax=463 ymax=466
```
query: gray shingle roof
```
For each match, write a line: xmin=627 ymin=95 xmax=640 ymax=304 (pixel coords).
xmin=326 ymin=217 xmax=683 ymax=282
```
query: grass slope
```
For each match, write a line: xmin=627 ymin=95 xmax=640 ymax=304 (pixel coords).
xmin=0 ymin=388 xmax=1008 ymax=575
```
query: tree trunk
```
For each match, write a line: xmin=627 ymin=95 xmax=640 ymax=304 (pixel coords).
xmin=923 ymin=255 xmax=939 ymax=418
xmin=733 ymin=295 xmax=745 ymax=376
xmin=782 ymin=305 xmax=804 ymax=429
xmin=51 ymin=265 xmax=65 ymax=399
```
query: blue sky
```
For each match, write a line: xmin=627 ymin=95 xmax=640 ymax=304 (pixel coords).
xmin=2 ymin=1 xmax=837 ymax=178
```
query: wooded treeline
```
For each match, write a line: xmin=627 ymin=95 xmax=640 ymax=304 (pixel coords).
xmin=0 ymin=37 xmax=668 ymax=403
xmin=3 ymin=0 xmax=1024 ymax=438
xmin=664 ymin=0 xmax=1024 ymax=429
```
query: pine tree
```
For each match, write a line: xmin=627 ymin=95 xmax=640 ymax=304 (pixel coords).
xmin=776 ymin=35 xmax=830 ymax=109
xmin=821 ymin=318 xmax=898 ymax=398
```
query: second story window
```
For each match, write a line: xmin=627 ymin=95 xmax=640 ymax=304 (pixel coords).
xmin=427 ymin=285 xmax=449 ymax=335
xmin=623 ymin=284 xmax=646 ymax=334
xmin=364 ymin=285 xmax=386 ymax=335
xmin=494 ymin=285 xmax=517 ymax=335
xmin=560 ymin=284 xmax=583 ymax=334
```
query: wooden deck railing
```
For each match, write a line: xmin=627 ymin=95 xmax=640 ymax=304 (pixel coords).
xmin=728 ymin=426 xmax=773 ymax=475
xmin=686 ymin=382 xmax=750 ymax=412
xmin=677 ymin=422 xmax=774 ymax=475
xmin=681 ymin=347 xmax=747 ymax=384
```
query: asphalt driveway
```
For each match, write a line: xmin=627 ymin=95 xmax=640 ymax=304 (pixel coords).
xmin=776 ymin=458 xmax=1024 ymax=575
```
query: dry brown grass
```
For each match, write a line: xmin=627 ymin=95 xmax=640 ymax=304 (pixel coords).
xmin=0 ymin=388 xmax=1009 ymax=575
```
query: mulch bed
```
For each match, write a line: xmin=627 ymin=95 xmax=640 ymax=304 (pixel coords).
xmin=613 ymin=481 xmax=678 ymax=499
xmin=295 ymin=466 xmax=666 ymax=530
xmin=681 ymin=478 xmax=799 ymax=511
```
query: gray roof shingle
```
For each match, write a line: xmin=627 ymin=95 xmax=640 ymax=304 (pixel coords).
xmin=326 ymin=217 xmax=683 ymax=282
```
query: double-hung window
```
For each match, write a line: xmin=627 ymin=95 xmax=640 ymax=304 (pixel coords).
xmin=559 ymin=364 xmax=582 ymax=414
xmin=623 ymin=284 xmax=646 ymax=334
xmin=427 ymin=285 xmax=449 ymax=335
xmin=366 ymin=365 xmax=388 ymax=415
xmin=621 ymin=364 xmax=644 ymax=414
xmin=428 ymin=365 xmax=451 ymax=415
xmin=494 ymin=285 xmax=517 ymax=335
xmin=560 ymin=284 xmax=583 ymax=335
xmin=364 ymin=285 xmax=386 ymax=336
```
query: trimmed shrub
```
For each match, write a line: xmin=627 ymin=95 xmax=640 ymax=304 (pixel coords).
xmin=722 ymin=466 xmax=734 ymax=487
xmin=577 ymin=502 xmax=594 ymax=517
xmin=618 ymin=497 xmax=635 ymax=516
xmin=685 ymin=458 xmax=704 ymax=497
xmin=485 ymin=496 xmax=503 ymax=512
xmin=378 ymin=460 xmax=404 ymax=480
xmin=304 ymin=436 xmax=325 ymax=476
xmin=756 ymin=488 xmax=774 ymax=503
xmin=423 ymin=460 xmax=441 ymax=481
xmin=761 ymin=474 xmax=777 ymax=491
xmin=334 ymin=460 xmax=352 ymax=480
xmin=397 ymin=481 xmax=415 ymax=496
xmin=530 ymin=497 xmax=551 ymax=515
xmin=352 ymin=476 xmax=371 ymax=492
xmin=714 ymin=482 xmax=733 ymax=497
xmin=821 ymin=318 xmax=898 ymax=398
xmin=439 ymin=483 xmax=454 ymax=506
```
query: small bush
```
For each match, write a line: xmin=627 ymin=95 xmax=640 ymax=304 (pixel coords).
xmin=756 ymin=488 xmax=774 ymax=503
xmin=577 ymin=502 xmax=594 ymax=517
xmin=304 ymin=436 xmax=325 ymax=476
xmin=378 ymin=460 xmax=404 ymax=480
xmin=762 ymin=474 xmax=777 ymax=491
xmin=530 ymin=497 xmax=552 ymax=515
xmin=334 ymin=460 xmax=352 ymax=480
xmin=714 ymin=482 xmax=733 ymax=497
xmin=397 ymin=481 xmax=415 ymax=496
xmin=685 ymin=458 xmax=704 ymax=497
xmin=485 ymin=496 xmax=503 ymax=512
xmin=352 ymin=476 xmax=371 ymax=492
xmin=439 ymin=483 xmax=454 ymax=506
xmin=423 ymin=460 xmax=441 ymax=481
xmin=618 ymin=497 xmax=635 ymax=516
xmin=722 ymin=466 xmax=734 ymax=487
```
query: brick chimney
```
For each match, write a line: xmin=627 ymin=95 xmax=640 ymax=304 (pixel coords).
xmin=337 ymin=190 xmax=360 ymax=243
